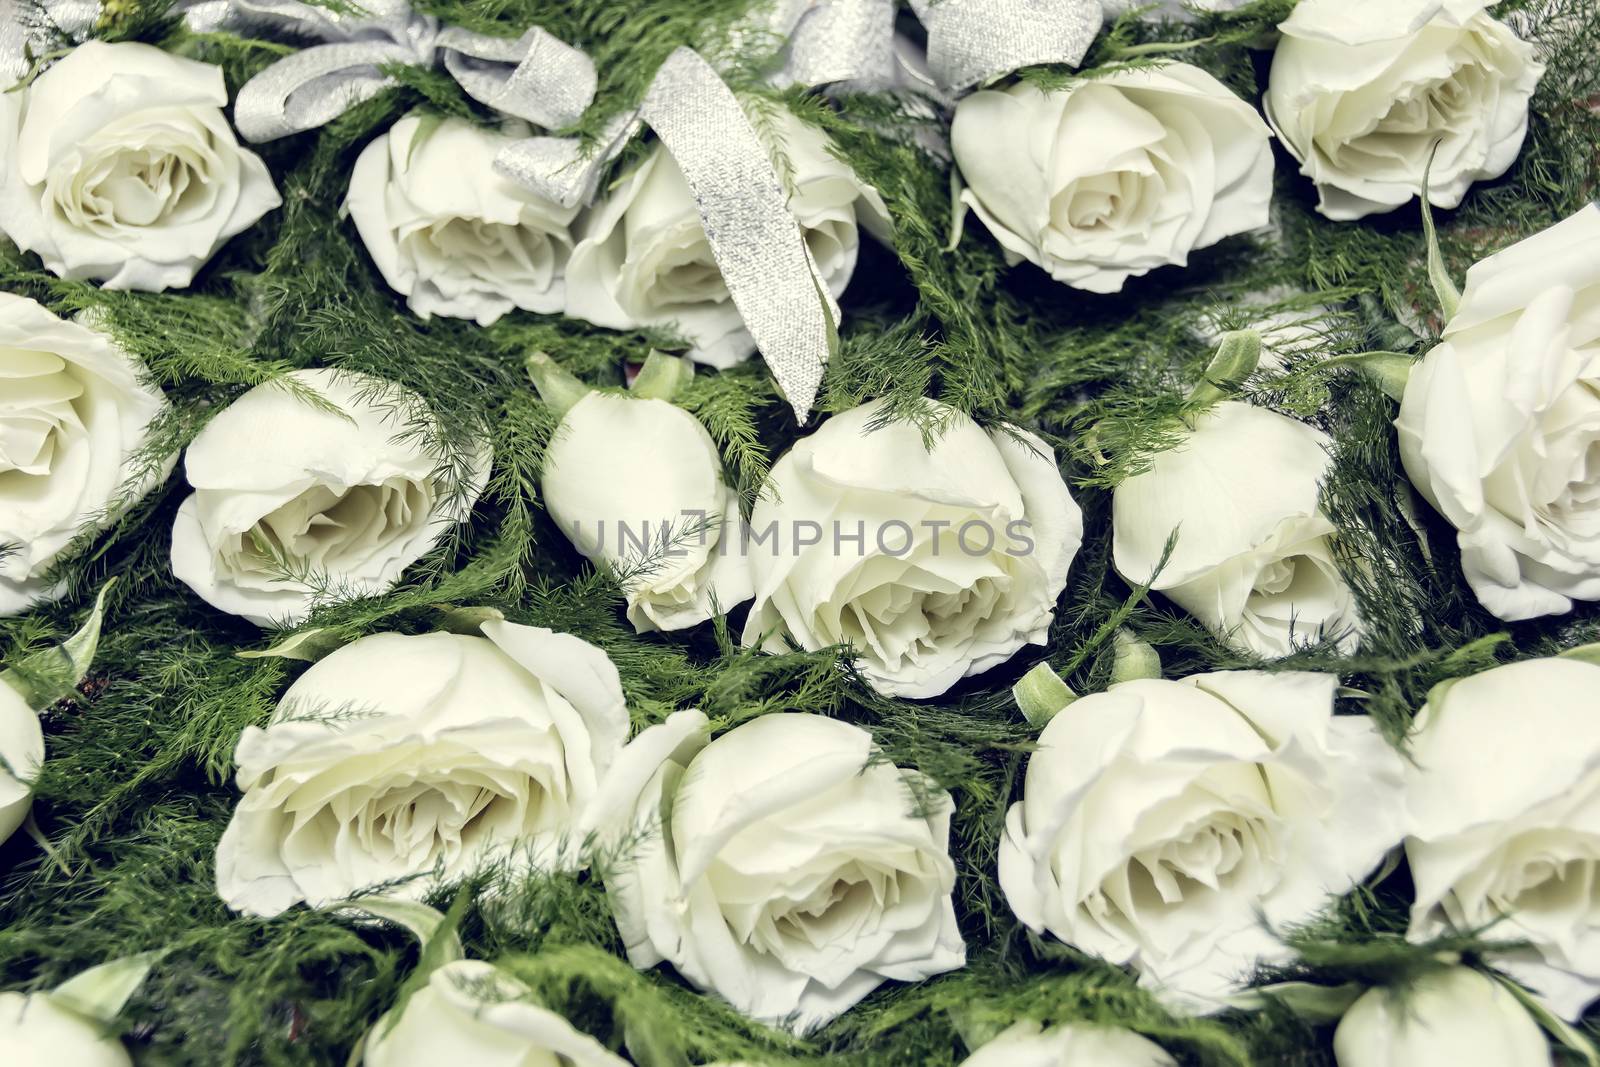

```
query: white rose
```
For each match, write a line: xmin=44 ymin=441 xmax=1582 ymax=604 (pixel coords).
xmin=1404 ymin=655 xmax=1600 ymax=1020
xmin=565 ymin=108 xmax=889 ymax=368
xmin=216 ymin=623 xmax=630 ymax=916
xmin=1333 ymin=967 xmax=1552 ymax=1067
xmin=0 ymin=292 xmax=172 ymax=615
xmin=0 ymin=990 xmax=131 ymax=1067
xmin=345 ymin=115 xmax=579 ymax=327
xmin=591 ymin=710 xmax=965 ymax=1032
xmin=959 ymin=1020 xmax=1176 ymax=1067
xmin=999 ymin=670 xmax=1406 ymax=1009
xmin=1264 ymin=0 xmax=1543 ymax=221
xmin=364 ymin=959 xmax=627 ymax=1067
xmin=170 ymin=367 xmax=489 ymax=626
xmin=740 ymin=398 xmax=1082 ymax=699
xmin=951 ymin=64 xmax=1273 ymax=294
xmin=1396 ymin=205 xmax=1600 ymax=622
xmin=542 ymin=391 xmax=752 ymax=633
xmin=0 ymin=41 xmax=280 ymax=290
xmin=1113 ymin=400 xmax=1360 ymax=657
xmin=0 ymin=681 xmax=43 ymax=845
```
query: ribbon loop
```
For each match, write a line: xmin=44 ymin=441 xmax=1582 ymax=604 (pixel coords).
xmin=759 ymin=0 xmax=901 ymax=90
xmin=234 ymin=36 xmax=425 ymax=142
xmin=910 ymin=0 xmax=1102 ymax=90
xmin=436 ymin=25 xmax=596 ymax=131
xmin=203 ymin=0 xmax=597 ymax=142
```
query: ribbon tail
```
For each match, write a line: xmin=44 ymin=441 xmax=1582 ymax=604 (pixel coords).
xmin=641 ymin=47 xmax=835 ymax=421
xmin=436 ymin=24 xmax=597 ymax=131
xmin=233 ymin=39 xmax=421 ymax=142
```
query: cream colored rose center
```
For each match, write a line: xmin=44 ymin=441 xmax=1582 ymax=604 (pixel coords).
xmin=46 ymin=112 xmax=223 ymax=234
xmin=0 ymin=347 xmax=86 ymax=482
xmin=225 ymin=477 xmax=434 ymax=580
xmin=271 ymin=744 xmax=572 ymax=873
xmin=405 ymin=215 xmax=562 ymax=288
xmin=1472 ymin=829 xmax=1600 ymax=925
xmin=1078 ymin=772 xmax=1283 ymax=935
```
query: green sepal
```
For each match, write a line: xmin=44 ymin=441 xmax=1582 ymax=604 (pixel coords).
xmin=629 ymin=349 xmax=695 ymax=401
xmin=1420 ymin=147 xmax=1461 ymax=321
xmin=1187 ymin=330 xmax=1261 ymax=410
xmin=526 ymin=351 xmax=593 ymax=417
xmin=1013 ymin=662 xmax=1077 ymax=726
xmin=237 ymin=627 xmax=346 ymax=664
xmin=1319 ymin=351 xmax=1416 ymax=402
xmin=1109 ymin=629 xmax=1161 ymax=685
xmin=49 ymin=950 xmax=160 ymax=1026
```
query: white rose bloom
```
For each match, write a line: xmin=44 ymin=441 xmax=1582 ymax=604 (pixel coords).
xmin=591 ymin=710 xmax=965 ymax=1033
xmin=0 ymin=681 xmax=43 ymax=845
xmin=1332 ymin=967 xmax=1552 ymax=1067
xmin=951 ymin=64 xmax=1273 ymax=294
xmin=0 ymin=292 xmax=172 ymax=615
xmin=0 ymin=41 xmax=280 ymax=291
xmin=1113 ymin=401 xmax=1360 ymax=657
xmin=741 ymin=398 xmax=1081 ymax=699
xmin=216 ymin=623 xmax=630 ymax=916
xmin=1264 ymin=0 xmax=1543 ymax=221
xmin=959 ymin=1020 xmax=1176 ymax=1067
xmin=565 ymin=108 xmax=889 ymax=368
xmin=999 ymin=671 xmax=1406 ymax=1010
xmin=345 ymin=115 xmax=579 ymax=327
xmin=170 ymin=367 xmax=489 ymax=626
xmin=0 ymin=990 xmax=132 ymax=1067
xmin=542 ymin=391 xmax=752 ymax=632
xmin=1396 ymin=205 xmax=1600 ymax=621
xmin=1404 ymin=655 xmax=1600 ymax=1020
xmin=364 ymin=959 xmax=628 ymax=1067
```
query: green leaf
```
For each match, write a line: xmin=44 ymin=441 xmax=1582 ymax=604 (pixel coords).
xmin=1 ymin=580 xmax=116 ymax=709
xmin=405 ymin=111 xmax=447 ymax=168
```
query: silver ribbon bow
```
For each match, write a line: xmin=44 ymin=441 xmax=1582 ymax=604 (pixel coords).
xmin=183 ymin=0 xmax=596 ymax=142
xmin=0 ymin=0 xmax=99 ymax=82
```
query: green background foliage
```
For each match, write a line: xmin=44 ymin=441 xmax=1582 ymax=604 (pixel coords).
xmin=2 ymin=0 xmax=1598 ymax=1062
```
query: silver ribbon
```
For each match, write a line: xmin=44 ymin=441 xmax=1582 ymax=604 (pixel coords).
xmin=741 ymin=0 xmax=1102 ymax=94
xmin=0 ymin=0 xmax=99 ymax=82
xmin=648 ymin=47 xmax=838 ymax=420
xmin=499 ymin=49 xmax=837 ymax=418
xmin=908 ymin=0 xmax=1101 ymax=90
xmin=190 ymin=0 xmax=596 ymax=141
